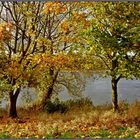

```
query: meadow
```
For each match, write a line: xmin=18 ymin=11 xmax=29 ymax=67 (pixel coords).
xmin=0 ymin=98 xmax=140 ymax=138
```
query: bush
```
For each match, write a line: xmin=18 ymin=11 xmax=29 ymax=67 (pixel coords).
xmin=44 ymin=97 xmax=94 ymax=113
xmin=0 ymin=132 xmax=10 ymax=138
xmin=44 ymin=99 xmax=68 ymax=113
xmin=65 ymin=97 xmax=94 ymax=109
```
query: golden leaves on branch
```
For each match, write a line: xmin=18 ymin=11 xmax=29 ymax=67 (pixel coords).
xmin=72 ymin=12 xmax=91 ymax=28
xmin=43 ymin=2 xmax=67 ymax=15
xmin=6 ymin=60 xmax=20 ymax=79
xmin=29 ymin=53 xmax=85 ymax=72
xmin=33 ymin=53 xmax=69 ymax=69
xmin=0 ymin=22 xmax=13 ymax=41
xmin=60 ymin=21 xmax=70 ymax=35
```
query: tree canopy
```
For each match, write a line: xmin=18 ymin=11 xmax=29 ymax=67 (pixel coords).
xmin=0 ymin=2 xmax=139 ymax=117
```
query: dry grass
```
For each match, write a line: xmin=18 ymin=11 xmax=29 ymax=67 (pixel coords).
xmin=0 ymin=100 xmax=140 ymax=138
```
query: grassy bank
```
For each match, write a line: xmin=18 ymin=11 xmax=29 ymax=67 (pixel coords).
xmin=0 ymin=98 xmax=140 ymax=138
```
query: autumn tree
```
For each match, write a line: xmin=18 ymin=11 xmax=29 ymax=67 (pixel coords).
xmin=38 ymin=2 xmax=91 ymax=109
xmin=0 ymin=2 xmax=46 ymax=117
xmin=84 ymin=2 xmax=140 ymax=111
xmin=0 ymin=2 xmax=89 ymax=117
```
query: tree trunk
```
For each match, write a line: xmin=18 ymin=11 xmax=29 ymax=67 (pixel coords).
xmin=9 ymin=89 xmax=20 ymax=118
xmin=111 ymin=78 xmax=119 ymax=111
xmin=41 ymin=70 xmax=59 ymax=109
xmin=9 ymin=95 xmax=18 ymax=118
xmin=41 ymin=85 xmax=53 ymax=109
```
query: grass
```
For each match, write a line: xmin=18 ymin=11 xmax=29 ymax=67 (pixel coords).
xmin=0 ymin=98 xmax=140 ymax=138
xmin=0 ymin=132 xmax=10 ymax=138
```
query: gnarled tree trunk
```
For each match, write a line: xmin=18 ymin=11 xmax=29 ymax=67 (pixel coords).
xmin=9 ymin=88 xmax=20 ymax=118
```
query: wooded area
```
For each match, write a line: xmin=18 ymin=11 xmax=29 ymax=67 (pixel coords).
xmin=0 ymin=2 xmax=140 ymax=138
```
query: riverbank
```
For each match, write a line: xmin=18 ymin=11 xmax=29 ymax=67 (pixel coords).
xmin=1 ymin=79 xmax=140 ymax=109
xmin=0 ymin=99 xmax=140 ymax=138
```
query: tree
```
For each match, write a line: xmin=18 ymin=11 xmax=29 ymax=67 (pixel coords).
xmin=0 ymin=2 xmax=89 ymax=117
xmin=84 ymin=2 xmax=140 ymax=111
xmin=0 ymin=2 xmax=52 ymax=117
xmin=37 ymin=2 xmax=91 ymax=109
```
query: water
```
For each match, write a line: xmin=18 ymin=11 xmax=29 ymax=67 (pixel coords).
xmin=1 ymin=78 xmax=140 ymax=108
xmin=59 ymin=78 xmax=140 ymax=105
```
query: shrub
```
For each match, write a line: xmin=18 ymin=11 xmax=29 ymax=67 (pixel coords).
xmin=65 ymin=97 xmax=94 ymax=110
xmin=44 ymin=99 xmax=68 ymax=113
xmin=0 ymin=132 xmax=10 ymax=138
xmin=44 ymin=97 xmax=94 ymax=113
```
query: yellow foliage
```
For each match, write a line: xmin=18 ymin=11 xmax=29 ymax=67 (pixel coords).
xmin=43 ymin=2 xmax=66 ymax=15
xmin=0 ymin=22 xmax=13 ymax=41
xmin=6 ymin=61 xmax=21 ymax=79
xmin=60 ymin=21 xmax=70 ymax=34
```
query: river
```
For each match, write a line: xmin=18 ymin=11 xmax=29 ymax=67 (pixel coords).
xmin=58 ymin=78 xmax=140 ymax=105
xmin=1 ymin=78 xmax=140 ymax=108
